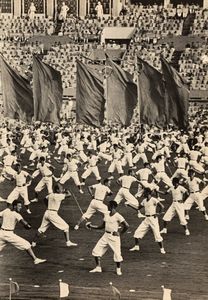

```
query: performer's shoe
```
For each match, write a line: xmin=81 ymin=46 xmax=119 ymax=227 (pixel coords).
xmin=31 ymin=242 xmax=37 ymax=247
xmin=79 ymin=189 xmax=84 ymax=194
xmin=27 ymin=209 xmax=32 ymax=214
xmin=185 ymin=229 xmax=190 ymax=236
xmin=160 ymin=228 xmax=167 ymax=234
xmin=205 ymin=214 xmax=208 ymax=221
xmin=66 ymin=241 xmax=78 ymax=247
xmin=137 ymin=212 xmax=145 ymax=218
xmin=129 ymin=245 xmax=140 ymax=251
xmin=185 ymin=215 xmax=190 ymax=220
xmin=116 ymin=268 xmax=122 ymax=276
xmin=30 ymin=198 xmax=38 ymax=203
xmin=160 ymin=248 xmax=166 ymax=254
xmin=34 ymin=258 xmax=46 ymax=265
xmin=89 ymin=266 xmax=102 ymax=273
xmin=74 ymin=225 xmax=79 ymax=230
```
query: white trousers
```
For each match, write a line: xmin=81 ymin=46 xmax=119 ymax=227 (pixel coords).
xmin=92 ymin=233 xmax=123 ymax=262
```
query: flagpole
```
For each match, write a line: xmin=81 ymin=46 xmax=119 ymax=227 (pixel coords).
xmin=104 ymin=61 xmax=108 ymax=125
xmin=59 ymin=279 xmax=62 ymax=300
xmin=9 ymin=278 xmax=12 ymax=300
xmin=135 ymin=55 xmax=141 ymax=125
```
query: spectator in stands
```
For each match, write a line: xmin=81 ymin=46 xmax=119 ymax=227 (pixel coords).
xmin=28 ymin=2 xmax=36 ymax=20
xmin=59 ymin=2 xmax=69 ymax=21
xmin=95 ymin=2 xmax=104 ymax=19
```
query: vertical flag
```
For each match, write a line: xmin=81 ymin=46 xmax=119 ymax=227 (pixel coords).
xmin=161 ymin=57 xmax=189 ymax=129
xmin=76 ymin=60 xmax=105 ymax=127
xmin=137 ymin=57 xmax=168 ymax=127
xmin=0 ymin=55 xmax=33 ymax=122
xmin=161 ymin=285 xmax=172 ymax=300
xmin=9 ymin=278 xmax=19 ymax=300
xmin=106 ymin=58 xmax=137 ymax=126
xmin=33 ymin=55 xmax=63 ymax=124
xmin=109 ymin=282 xmax=121 ymax=299
xmin=59 ymin=279 xmax=70 ymax=298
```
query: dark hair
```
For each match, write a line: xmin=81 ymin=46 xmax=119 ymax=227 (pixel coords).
xmin=143 ymin=187 xmax=152 ymax=195
xmin=103 ymin=178 xmax=109 ymax=185
xmin=54 ymin=185 xmax=60 ymax=193
xmin=172 ymin=177 xmax=179 ymax=185
xmin=108 ymin=200 xmax=117 ymax=210
xmin=12 ymin=200 xmax=22 ymax=207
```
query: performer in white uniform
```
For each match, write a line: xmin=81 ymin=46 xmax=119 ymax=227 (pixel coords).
xmin=151 ymin=155 xmax=172 ymax=188
xmin=108 ymin=144 xmax=124 ymax=178
xmin=114 ymin=169 xmax=139 ymax=209
xmin=1 ymin=150 xmax=17 ymax=181
xmin=74 ymin=178 xmax=112 ymax=230
xmin=0 ymin=200 xmax=46 ymax=265
xmin=160 ymin=177 xmax=190 ymax=236
xmin=32 ymin=156 xmax=54 ymax=202
xmin=129 ymin=188 xmax=166 ymax=254
xmin=32 ymin=185 xmax=77 ymax=248
xmin=58 ymin=153 xmax=84 ymax=194
xmin=171 ymin=151 xmax=189 ymax=180
xmin=7 ymin=164 xmax=33 ymax=214
xmin=87 ymin=200 xmax=129 ymax=275
xmin=184 ymin=169 xmax=208 ymax=220
xmin=81 ymin=151 xmax=101 ymax=183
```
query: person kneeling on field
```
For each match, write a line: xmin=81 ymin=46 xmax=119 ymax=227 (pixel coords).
xmin=87 ymin=200 xmax=129 ymax=276
xmin=0 ymin=200 xmax=46 ymax=265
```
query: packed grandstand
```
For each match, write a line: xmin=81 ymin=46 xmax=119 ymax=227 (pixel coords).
xmin=0 ymin=0 xmax=207 ymax=119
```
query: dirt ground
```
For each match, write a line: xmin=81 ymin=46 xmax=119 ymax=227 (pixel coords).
xmin=0 ymin=153 xmax=208 ymax=300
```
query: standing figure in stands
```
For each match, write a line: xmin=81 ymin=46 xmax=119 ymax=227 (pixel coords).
xmin=28 ymin=2 xmax=36 ymax=20
xmin=59 ymin=2 xmax=69 ymax=21
xmin=95 ymin=1 xmax=103 ymax=19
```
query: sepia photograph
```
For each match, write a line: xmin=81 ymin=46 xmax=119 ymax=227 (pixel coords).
xmin=0 ymin=0 xmax=207 ymax=299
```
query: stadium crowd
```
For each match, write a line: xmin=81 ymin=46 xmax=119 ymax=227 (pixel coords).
xmin=0 ymin=2 xmax=208 ymax=91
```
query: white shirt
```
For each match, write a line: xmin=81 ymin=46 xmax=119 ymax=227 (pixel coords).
xmin=47 ymin=193 xmax=65 ymax=211
xmin=124 ymin=143 xmax=134 ymax=153
xmin=201 ymin=146 xmax=208 ymax=156
xmin=104 ymin=212 xmax=124 ymax=232
xmin=14 ymin=170 xmax=29 ymax=186
xmin=0 ymin=208 xmax=22 ymax=230
xmin=88 ymin=155 xmax=99 ymax=167
xmin=141 ymin=197 xmax=159 ymax=215
xmin=136 ymin=168 xmax=152 ymax=181
xmin=76 ymin=141 xmax=84 ymax=151
xmin=152 ymin=160 xmax=165 ymax=172
xmin=98 ymin=141 xmax=109 ymax=153
xmin=119 ymin=175 xmax=137 ymax=189
xmin=65 ymin=158 xmax=79 ymax=172
xmin=112 ymin=149 xmax=123 ymax=160
xmin=135 ymin=144 xmax=145 ymax=153
xmin=92 ymin=183 xmax=111 ymax=201
xmin=168 ymin=185 xmax=187 ymax=201
xmin=187 ymin=177 xmax=201 ymax=192
xmin=3 ymin=155 xmax=17 ymax=166
xmin=175 ymin=157 xmax=187 ymax=169
xmin=189 ymin=150 xmax=201 ymax=161
xmin=33 ymin=162 xmax=52 ymax=177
